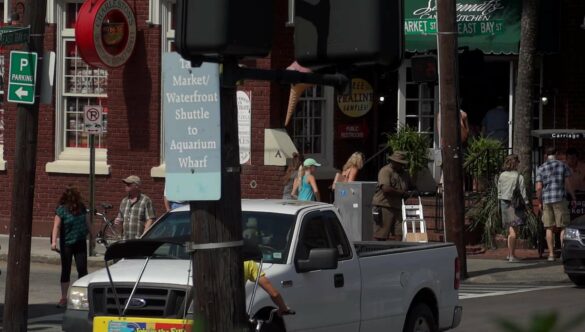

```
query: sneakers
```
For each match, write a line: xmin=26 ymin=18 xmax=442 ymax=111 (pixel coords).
xmin=56 ymin=298 xmax=67 ymax=308
xmin=547 ymin=256 xmax=556 ymax=262
xmin=508 ymin=256 xmax=521 ymax=263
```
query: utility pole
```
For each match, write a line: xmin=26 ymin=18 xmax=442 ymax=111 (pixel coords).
xmin=190 ymin=59 xmax=247 ymax=331
xmin=3 ymin=0 xmax=46 ymax=331
xmin=437 ymin=0 xmax=467 ymax=277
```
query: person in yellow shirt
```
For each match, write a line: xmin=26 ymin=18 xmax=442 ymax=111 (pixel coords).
xmin=244 ymin=260 xmax=290 ymax=315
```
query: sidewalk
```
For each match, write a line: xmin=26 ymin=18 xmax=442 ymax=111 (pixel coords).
xmin=0 ymin=235 xmax=571 ymax=285
xmin=0 ymin=234 xmax=107 ymax=268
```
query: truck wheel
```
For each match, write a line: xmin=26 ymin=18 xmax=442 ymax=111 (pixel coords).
xmin=568 ymin=274 xmax=585 ymax=287
xmin=403 ymin=303 xmax=438 ymax=332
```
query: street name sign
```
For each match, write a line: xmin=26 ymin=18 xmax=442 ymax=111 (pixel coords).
xmin=0 ymin=26 xmax=30 ymax=46
xmin=8 ymin=51 xmax=37 ymax=104
xmin=163 ymin=52 xmax=221 ymax=201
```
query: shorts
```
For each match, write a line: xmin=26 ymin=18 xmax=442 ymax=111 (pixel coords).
xmin=373 ymin=206 xmax=401 ymax=240
xmin=542 ymin=200 xmax=570 ymax=228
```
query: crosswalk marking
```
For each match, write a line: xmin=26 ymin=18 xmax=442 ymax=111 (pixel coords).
xmin=459 ymin=284 xmax=569 ymax=300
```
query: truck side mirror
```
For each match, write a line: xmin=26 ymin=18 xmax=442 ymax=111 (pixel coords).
xmin=295 ymin=248 xmax=338 ymax=273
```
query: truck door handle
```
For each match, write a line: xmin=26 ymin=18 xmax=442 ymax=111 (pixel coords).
xmin=334 ymin=274 xmax=344 ymax=288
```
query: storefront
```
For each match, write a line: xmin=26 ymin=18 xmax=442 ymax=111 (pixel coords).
xmin=398 ymin=0 xmax=524 ymax=182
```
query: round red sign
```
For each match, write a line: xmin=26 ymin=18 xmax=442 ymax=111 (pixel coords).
xmin=76 ymin=0 xmax=137 ymax=68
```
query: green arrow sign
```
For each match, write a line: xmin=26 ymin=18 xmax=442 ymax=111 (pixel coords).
xmin=8 ymin=51 xmax=37 ymax=104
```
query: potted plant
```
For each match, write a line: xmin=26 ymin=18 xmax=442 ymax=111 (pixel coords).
xmin=463 ymin=136 xmax=505 ymax=191
xmin=385 ymin=125 xmax=433 ymax=191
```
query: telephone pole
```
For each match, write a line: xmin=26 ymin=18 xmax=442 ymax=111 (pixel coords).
xmin=437 ymin=0 xmax=467 ymax=277
xmin=3 ymin=0 xmax=46 ymax=331
xmin=190 ymin=59 xmax=248 ymax=331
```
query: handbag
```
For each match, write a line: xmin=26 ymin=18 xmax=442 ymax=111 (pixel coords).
xmin=511 ymin=173 xmax=524 ymax=209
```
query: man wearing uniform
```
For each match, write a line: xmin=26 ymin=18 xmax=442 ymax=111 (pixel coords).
xmin=371 ymin=151 xmax=411 ymax=240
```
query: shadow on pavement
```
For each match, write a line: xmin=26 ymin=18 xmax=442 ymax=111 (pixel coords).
xmin=0 ymin=303 xmax=64 ymax=329
xmin=466 ymin=260 xmax=563 ymax=279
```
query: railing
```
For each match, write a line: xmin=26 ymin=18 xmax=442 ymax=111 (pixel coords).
xmin=463 ymin=147 xmax=511 ymax=193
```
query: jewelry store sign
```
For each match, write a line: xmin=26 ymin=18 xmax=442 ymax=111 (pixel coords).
xmin=163 ymin=52 xmax=221 ymax=201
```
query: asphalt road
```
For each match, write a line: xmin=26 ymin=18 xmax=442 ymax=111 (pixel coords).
xmin=0 ymin=261 xmax=583 ymax=332
xmin=0 ymin=261 xmax=98 ymax=332
xmin=454 ymin=285 xmax=585 ymax=332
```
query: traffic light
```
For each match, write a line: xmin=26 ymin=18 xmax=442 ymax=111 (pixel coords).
xmin=294 ymin=0 xmax=404 ymax=69
xmin=175 ymin=0 xmax=273 ymax=60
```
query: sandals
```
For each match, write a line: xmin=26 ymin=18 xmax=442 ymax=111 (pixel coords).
xmin=56 ymin=298 xmax=67 ymax=308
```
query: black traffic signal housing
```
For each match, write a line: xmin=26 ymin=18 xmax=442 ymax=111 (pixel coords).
xmin=294 ymin=0 xmax=404 ymax=69
xmin=175 ymin=0 xmax=273 ymax=60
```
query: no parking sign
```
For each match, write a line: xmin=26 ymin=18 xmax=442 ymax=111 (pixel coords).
xmin=84 ymin=105 xmax=103 ymax=134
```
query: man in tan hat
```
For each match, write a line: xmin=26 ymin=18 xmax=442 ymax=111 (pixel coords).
xmin=115 ymin=175 xmax=156 ymax=240
xmin=371 ymin=151 xmax=411 ymax=240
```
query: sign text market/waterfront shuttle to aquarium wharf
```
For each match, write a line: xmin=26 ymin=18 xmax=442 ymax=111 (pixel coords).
xmin=163 ymin=52 xmax=221 ymax=201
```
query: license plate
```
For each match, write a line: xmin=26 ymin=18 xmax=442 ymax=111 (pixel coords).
xmin=93 ymin=316 xmax=193 ymax=332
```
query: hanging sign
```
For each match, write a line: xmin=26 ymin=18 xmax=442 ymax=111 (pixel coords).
xmin=337 ymin=78 xmax=374 ymax=118
xmin=163 ymin=53 xmax=221 ymax=201
xmin=75 ymin=0 xmax=137 ymax=68
xmin=237 ymin=91 xmax=252 ymax=164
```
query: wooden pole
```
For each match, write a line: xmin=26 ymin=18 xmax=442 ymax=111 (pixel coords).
xmin=190 ymin=58 xmax=248 ymax=331
xmin=436 ymin=0 xmax=467 ymax=278
xmin=3 ymin=0 xmax=46 ymax=330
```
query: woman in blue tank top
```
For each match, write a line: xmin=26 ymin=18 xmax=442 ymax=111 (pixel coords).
xmin=293 ymin=158 xmax=321 ymax=201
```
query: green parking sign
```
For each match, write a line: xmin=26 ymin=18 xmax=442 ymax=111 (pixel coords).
xmin=8 ymin=51 xmax=37 ymax=104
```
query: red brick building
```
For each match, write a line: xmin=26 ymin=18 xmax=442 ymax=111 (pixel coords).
xmin=0 ymin=0 xmax=583 ymax=236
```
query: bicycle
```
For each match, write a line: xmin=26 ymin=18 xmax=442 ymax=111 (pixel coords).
xmin=248 ymin=308 xmax=295 ymax=332
xmin=95 ymin=203 xmax=122 ymax=247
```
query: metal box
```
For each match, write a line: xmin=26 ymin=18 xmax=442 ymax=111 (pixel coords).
xmin=334 ymin=182 xmax=377 ymax=241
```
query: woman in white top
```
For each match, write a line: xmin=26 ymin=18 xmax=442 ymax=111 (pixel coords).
xmin=497 ymin=154 xmax=530 ymax=262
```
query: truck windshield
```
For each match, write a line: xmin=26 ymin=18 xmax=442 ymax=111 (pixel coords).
xmin=142 ymin=210 xmax=296 ymax=264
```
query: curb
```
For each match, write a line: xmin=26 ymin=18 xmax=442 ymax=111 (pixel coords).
xmin=0 ymin=254 xmax=107 ymax=268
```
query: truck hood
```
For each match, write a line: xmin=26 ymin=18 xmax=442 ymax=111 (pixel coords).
xmin=74 ymin=259 xmax=194 ymax=287
xmin=74 ymin=259 xmax=278 ymax=288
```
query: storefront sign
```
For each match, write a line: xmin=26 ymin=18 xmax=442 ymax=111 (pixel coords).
xmin=404 ymin=0 xmax=521 ymax=54
xmin=337 ymin=78 xmax=374 ymax=118
xmin=76 ymin=0 xmax=137 ymax=68
xmin=237 ymin=91 xmax=252 ymax=164
xmin=337 ymin=123 xmax=369 ymax=139
xmin=163 ymin=53 xmax=221 ymax=201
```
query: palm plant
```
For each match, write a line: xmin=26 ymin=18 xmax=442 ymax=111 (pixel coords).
xmin=385 ymin=125 xmax=431 ymax=177
xmin=467 ymin=176 xmax=539 ymax=249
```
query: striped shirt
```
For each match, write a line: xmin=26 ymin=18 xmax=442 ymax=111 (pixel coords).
xmin=118 ymin=194 xmax=155 ymax=240
xmin=536 ymin=159 xmax=571 ymax=204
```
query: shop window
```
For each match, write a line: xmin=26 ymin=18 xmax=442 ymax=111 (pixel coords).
xmin=290 ymin=86 xmax=335 ymax=178
xmin=46 ymin=0 xmax=110 ymax=174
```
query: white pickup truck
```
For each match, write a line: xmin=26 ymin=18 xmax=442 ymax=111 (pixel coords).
xmin=64 ymin=200 xmax=462 ymax=332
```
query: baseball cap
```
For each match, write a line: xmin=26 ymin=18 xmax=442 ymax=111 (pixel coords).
xmin=303 ymin=158 xmax=321 ymax=167
xmin=122 ymin=175 xmax=141 ymax=185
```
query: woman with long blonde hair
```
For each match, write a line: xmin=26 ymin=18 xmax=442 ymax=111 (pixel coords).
xmin=332 ymin=152 xmax=365 ymax=190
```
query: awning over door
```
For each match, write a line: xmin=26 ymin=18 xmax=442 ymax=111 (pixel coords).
xmin=404 ymin=0 xmax=522 ymax=55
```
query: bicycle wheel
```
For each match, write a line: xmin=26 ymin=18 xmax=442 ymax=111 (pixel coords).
xmin=101 ymin=223 xmax=122 ymax=244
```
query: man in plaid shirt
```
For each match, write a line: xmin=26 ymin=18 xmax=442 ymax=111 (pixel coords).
xmin=536 ymin=147 xmax=576 ymax=261
xmin=115 ymin=175 xmax=156 ymax=240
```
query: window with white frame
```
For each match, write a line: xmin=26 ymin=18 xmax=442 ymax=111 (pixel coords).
xmin=290 ymin=85 xmax=335 ymax=177
xmin=46 ymin=0 xmax=109 ymax=174
xmin=0 ymin=1 xmax=8 ymax=170
xmin=399 ymin=65 xmax=437 ymax=148
xmin=151 ymin=0 xmax=175 ymax=177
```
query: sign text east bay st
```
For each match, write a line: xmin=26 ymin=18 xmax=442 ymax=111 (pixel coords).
xmin=8 ymin=51 xmax=37 ymax=104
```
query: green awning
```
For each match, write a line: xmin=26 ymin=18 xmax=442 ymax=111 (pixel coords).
xmin=404 ymin=0 xmax=522 ymax=55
